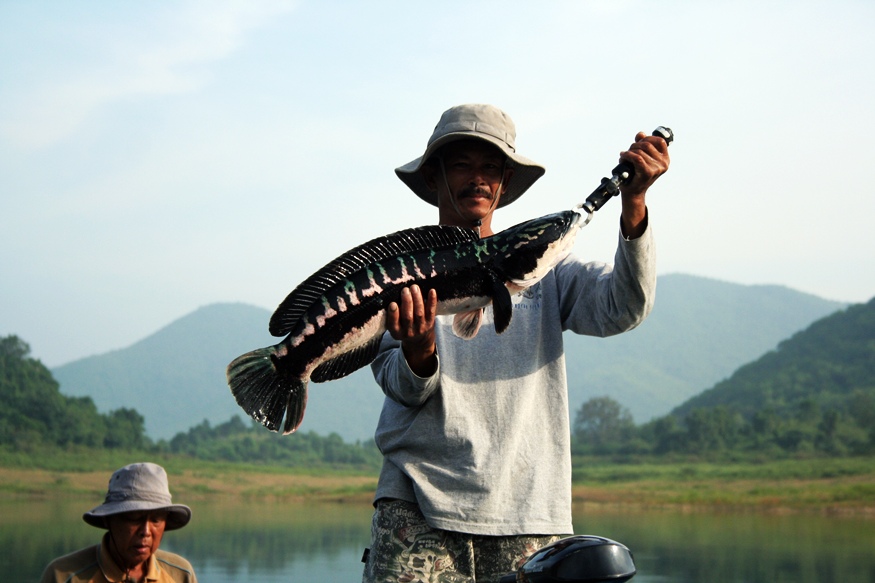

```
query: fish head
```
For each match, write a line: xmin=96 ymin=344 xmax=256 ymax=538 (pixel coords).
xmin=490 ymin=209 xmax=585 ymax=290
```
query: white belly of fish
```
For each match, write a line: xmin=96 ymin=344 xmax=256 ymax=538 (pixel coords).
xmin=437 ymin=295 xmax=493 ymax=316
xmin=307 ymin=309 xmax=388 ymax=374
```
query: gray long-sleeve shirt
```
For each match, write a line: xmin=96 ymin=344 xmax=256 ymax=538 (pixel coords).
xmin=370 ymin=224 xmax=656 ymax=536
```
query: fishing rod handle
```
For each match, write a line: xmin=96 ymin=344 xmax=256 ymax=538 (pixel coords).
xmin=610 ymin=126 xmax=674 ymax=181
xmin=581 ymin=126 xmax=673 ymax=214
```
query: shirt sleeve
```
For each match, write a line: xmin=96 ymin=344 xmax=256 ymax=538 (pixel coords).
xmin=370 ymin=333 xmax=442 ymax=407
xmin=555 ymin=218 xmax=656 ymax=337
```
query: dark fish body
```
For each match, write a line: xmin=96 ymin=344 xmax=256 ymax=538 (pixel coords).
xmin=227 ymin=209 xmax=585 ymax=434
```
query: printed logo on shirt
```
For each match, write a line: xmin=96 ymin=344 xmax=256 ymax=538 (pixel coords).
xmin=513 ymin=282 xmax=542 ymax=311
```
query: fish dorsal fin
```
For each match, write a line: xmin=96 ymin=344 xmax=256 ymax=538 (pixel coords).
xmin=310 ymin=335 xmax=384 ymax=383
xmin=270 ymin=225 xmax=479 ymax=337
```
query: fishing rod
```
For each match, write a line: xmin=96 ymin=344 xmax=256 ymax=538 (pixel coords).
xmin=576 ymin=126 xmax=674 ymax=225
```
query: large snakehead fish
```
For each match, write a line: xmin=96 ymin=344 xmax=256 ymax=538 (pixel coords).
xmin=227 ymin=208 xmax=586 ymax=434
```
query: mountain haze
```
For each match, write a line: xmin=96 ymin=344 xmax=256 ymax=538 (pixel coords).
xmin=53 ymin=274 xmax=847 ymax=441
xmin=53 ymin=302 xmax=383 ymax=441
xmin=563 ymin=274 xmax=849 ymax=423
xmin=53 ymin=303 xmax=275 ymax=441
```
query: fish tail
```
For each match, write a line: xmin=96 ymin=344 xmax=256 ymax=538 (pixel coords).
xmin=226 ymin=346 xmax=308 ymax=435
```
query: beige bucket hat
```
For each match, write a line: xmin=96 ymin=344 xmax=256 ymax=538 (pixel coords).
xmin=83 ymin=462 xmax=192 ymax=531
xmin=395 ymin=104 xmax=545 ymax=208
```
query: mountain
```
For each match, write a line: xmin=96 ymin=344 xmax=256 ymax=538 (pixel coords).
xmin=563 ymin=274 xmax=848 ymax=423
xmin=53 ymin=275 xmax=848 ymax=442
xmin=52 ymin=302 xmax=383 ymax=442
xmin=670 ymin=296 xmax=875 ymax=419
xmin=52 ymin=303 xmax=271 ymax=442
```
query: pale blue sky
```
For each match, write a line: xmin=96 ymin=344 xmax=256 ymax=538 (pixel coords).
xmin=2 ymin=0 xmax=873 ymax=366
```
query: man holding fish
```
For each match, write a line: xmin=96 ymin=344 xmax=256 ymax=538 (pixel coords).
xmin=362 ymin=104 xmax=670 ymax=583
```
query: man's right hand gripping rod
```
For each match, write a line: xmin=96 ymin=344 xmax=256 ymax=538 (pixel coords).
xmin=578 ymin=126 xmax=673 ymax=220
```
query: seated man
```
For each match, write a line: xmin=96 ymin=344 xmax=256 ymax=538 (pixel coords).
xmin=40 ymin=462 xmax=197 ymax=583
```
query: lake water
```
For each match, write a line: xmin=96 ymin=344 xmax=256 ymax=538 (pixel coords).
xmin=5 ymin=498 xmax=874 ymax=583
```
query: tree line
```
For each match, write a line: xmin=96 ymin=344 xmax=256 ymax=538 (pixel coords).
xmin=164 ymin=415 xmax=381 ymax=468
xmin=0 ymin=335 xmax=148 ymax=450
xmin=571 ymin=298 xmax=875 ymax=458
xmin=573 ymin=394 xmax=875 ymax=458
xmin=0 ymin=335 xmax=379 ymax=468
xmin=5 ymin=321 xmax=872 ymax=464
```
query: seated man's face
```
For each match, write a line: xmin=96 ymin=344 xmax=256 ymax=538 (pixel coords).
xmin=107 ymin=510 xmax=168 ymax=568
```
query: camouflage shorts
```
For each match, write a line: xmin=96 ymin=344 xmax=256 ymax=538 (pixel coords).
xmin=361 ymin=499 xmax=562 ymax=583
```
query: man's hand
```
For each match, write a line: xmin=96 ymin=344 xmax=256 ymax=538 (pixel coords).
xmin=386 ymin=284 xmax=438 ymax=377
xmin=618 ymin=131 xmax=671 ymax=238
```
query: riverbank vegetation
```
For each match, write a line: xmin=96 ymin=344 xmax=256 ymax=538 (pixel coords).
xmin=2 ymin=445 xmax=874 ymax=515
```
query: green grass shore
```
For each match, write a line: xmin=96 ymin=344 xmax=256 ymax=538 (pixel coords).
xmin=2 ymin=448 xmax=874 ymax=516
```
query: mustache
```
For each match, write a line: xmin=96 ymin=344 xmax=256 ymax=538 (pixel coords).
xmin=458 ymin=186 xmax=492 ymax=199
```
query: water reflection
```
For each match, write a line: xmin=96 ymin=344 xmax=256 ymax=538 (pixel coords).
xmin=572 ymin=506 xmax=875 ymax=583
xmin=5 ymin=499 xmax=874 ymax=582
xmin=172 ymin=501 xmax=373 ymax=582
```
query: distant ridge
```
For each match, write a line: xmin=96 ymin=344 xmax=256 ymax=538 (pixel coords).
xmin=53 ymin=303 xmax=276 ymax=441
xmin=563 ymin=274 xmax=849 ymax=424
xmin=671 ymin=295 xmax=875 ymax=418
xmin=53 ymin=275 xmax=848 ymax=441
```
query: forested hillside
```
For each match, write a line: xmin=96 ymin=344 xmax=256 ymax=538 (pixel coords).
xmin=573 ymin=298 xmax=875 ymax=457
xmin=564 ymin=274 xmax=846 ymax=424
xmin=0 ymin=336 xmax=147 ymax=450
xmin=0 ymin=334 xmax=380 ymax=469
xmin=673 ymin=297 xmax=875 ymax=419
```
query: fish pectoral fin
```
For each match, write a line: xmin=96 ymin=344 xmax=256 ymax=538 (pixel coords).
xmin=491 ymin=277 xmax=514 ymax=334
xmin=452 ymin=309 xmax=484 ymax=340
xmin=311 ymin=335 xmax=384 ymax=383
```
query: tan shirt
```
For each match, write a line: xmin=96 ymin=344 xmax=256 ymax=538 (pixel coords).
xmin=40 ymin=533 xmax=197 ymax=583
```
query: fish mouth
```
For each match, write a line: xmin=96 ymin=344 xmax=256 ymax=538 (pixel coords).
xmin=568 ymin=208 xmax=586 ymax=231
xmin=556 ymin=211 xmax=586 ymax=250
xmin=537 ymin=211 xmax=582 ymax=242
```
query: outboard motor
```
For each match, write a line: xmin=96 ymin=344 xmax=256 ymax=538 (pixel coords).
xmin=498 ymin=535 xmax=636 ymax=583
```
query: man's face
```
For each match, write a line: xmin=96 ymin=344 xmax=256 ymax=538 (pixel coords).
xmin=425 ymin=139 xmax=514 ymax=227
xmin=107 ymin=510 xmax=167 ymax=569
